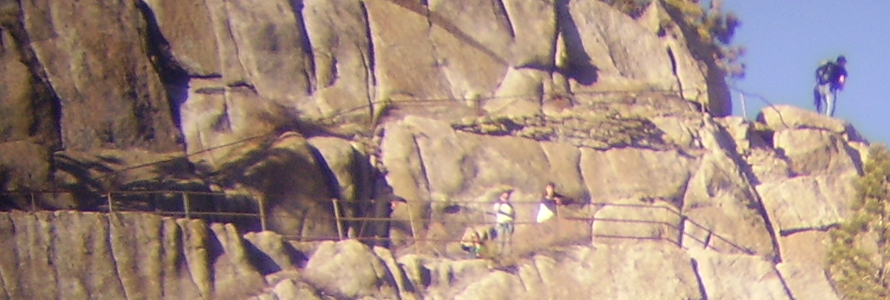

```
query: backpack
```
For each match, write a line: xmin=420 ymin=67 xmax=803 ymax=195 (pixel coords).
xmin=815 ymin=61 xmax=834 ymax=84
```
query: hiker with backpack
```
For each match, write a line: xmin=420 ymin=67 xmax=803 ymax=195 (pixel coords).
xmin=813 ymin=55 xmax=848 ymax=117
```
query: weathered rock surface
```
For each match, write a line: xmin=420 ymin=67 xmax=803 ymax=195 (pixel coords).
xmin=0 ymin=26 xmax=58 ymax=147
xmin=20 ymin=0 xmax=182 ymax=152
xmin=756 ymin=174 xmax=856 ymax=234
xmin=776 ymin=263 xmax=840 ymax=300
xmin=0 ymin=142 xmax=55 ymax=209
xmin=691 ymin=250 xmax=792 ymax=300
xmin=592 ymin=200 xmax=682 ymax=246
xmin=0 ymin=211 xmax=846 ymax=300
xmin=0 ymin=211 xmax=265 ymax=300
xmin=773 ymin=128 xmax=862 ymax=177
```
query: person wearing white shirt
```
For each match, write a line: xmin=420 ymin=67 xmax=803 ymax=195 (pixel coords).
xmin=492 ymin=189 xmax=515 ymax=252
xmin=536 ymin=182 xmax=567 ymax=223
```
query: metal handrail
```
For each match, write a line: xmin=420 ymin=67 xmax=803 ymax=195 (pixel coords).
xmin=0 ymin=190 xmax=755 ymax=254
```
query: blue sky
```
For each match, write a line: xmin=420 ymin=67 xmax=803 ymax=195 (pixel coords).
xmin=723 ymin=1 xmax=890 ymax=145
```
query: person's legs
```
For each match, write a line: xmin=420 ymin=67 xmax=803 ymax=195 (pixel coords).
xmin=495 ymin=223 xmax=505 ymax=250
xmin=813 ymin=86 xmax=824 ymax=114
xmin=817 ymin=84 xmax=832 ymax=115
xmin=826 ymin=88 xmax=838 ymax=117
xmin=498 ymin=223 xmax=514 ymax=252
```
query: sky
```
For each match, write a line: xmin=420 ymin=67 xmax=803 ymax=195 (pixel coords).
xmin=722 ymin=0 xmax=890 ymax=145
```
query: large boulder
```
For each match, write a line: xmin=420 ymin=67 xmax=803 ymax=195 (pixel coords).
xmin=756 ymin=174 xmax=856 ymax=235
xmin=302 ymin=240 xmax=399 ymax=299
xmin=212 ymin=132 xmax=336 ymax=239
xmin=308 ymin=137 xmax=374 ymax=237
xmin=773 ymin=128 xmax=862 ymax=177
xmin=20 ymin=0 xmax=181 ymax=152
xmin=180 ymin=80 xmax=293 ymax=170
xmin=757 ymin=105 xmax=863 ymax=142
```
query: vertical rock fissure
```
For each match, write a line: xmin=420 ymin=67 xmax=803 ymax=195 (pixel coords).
xmin=286 ymin=0 xmax=317 ymax=94
xmin=135 ymin=1 xmax=190 ymax=133
xmin=178 ymin=224 xmax=208 ymax=299
xmin=359 ymin=1 xmax=377 ymax=119
xmin=48 ymin=216 xmax=64 ymax=300
xmin=0 ymin=234 xmax=11 ymax=300
xmin=666 ymin=47 xmax=686 ymax=101
xmin=3 ymin=215 xmax=21 ymax=299
xmin=690 ymin=258 xmax=709 ymax=300
xmin=104 ymin=215 xmax=132 ymax=300
xmin=775 ymin=266 xmax=798 ymax=300
xmin=493 ymin=0 xmax=515 ymax=39
xmin=220 ymin=5 xmax=249 ymax=87
xmin=411 ymin=134 xmax=433 ymax=202
xmin=751 ymin=190 xmax=783 ymax=263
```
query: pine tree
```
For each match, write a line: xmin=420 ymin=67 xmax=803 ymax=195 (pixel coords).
xmin=828 ymin=144 xmax=890 ymax=300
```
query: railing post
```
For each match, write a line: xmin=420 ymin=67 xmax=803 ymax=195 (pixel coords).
xmin=183 ymin=192 xmax=191 ymax=219
xmin=332 ymin=198 xmax=344 ymax=240
xmin=107 ymin=192 xmax=114 ymax=213
xmin=258 ymin=196 xmax=267 ymax=231
xmin=30 ymin=192 xmax=37 ymax=212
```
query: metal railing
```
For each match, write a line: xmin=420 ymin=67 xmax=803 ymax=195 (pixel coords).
xmin=1 ymin=191 xmax=756 ymax=255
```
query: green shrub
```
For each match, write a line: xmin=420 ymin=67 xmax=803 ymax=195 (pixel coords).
xmin=828 ymin=144 xmax=890 ymax=300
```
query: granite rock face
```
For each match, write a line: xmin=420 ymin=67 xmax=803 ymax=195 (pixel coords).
xmin=0 ymin=1 xmax=867 ymax=299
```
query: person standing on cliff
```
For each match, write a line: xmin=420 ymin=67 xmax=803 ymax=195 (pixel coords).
xmin=813 ymin=55 xmax=848 ymax=117
xmin=492 ymin=188 xmax=515 ymax=253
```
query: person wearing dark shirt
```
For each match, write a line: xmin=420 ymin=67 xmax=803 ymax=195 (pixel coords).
xmin=814 ymin=55 xmax=848 ymax=117
xmin=536 ymin=182 xmax=568 ymax=223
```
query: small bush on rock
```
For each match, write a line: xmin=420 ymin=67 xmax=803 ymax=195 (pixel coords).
xmin=828 ymin=144 xmax=890 ymax=300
